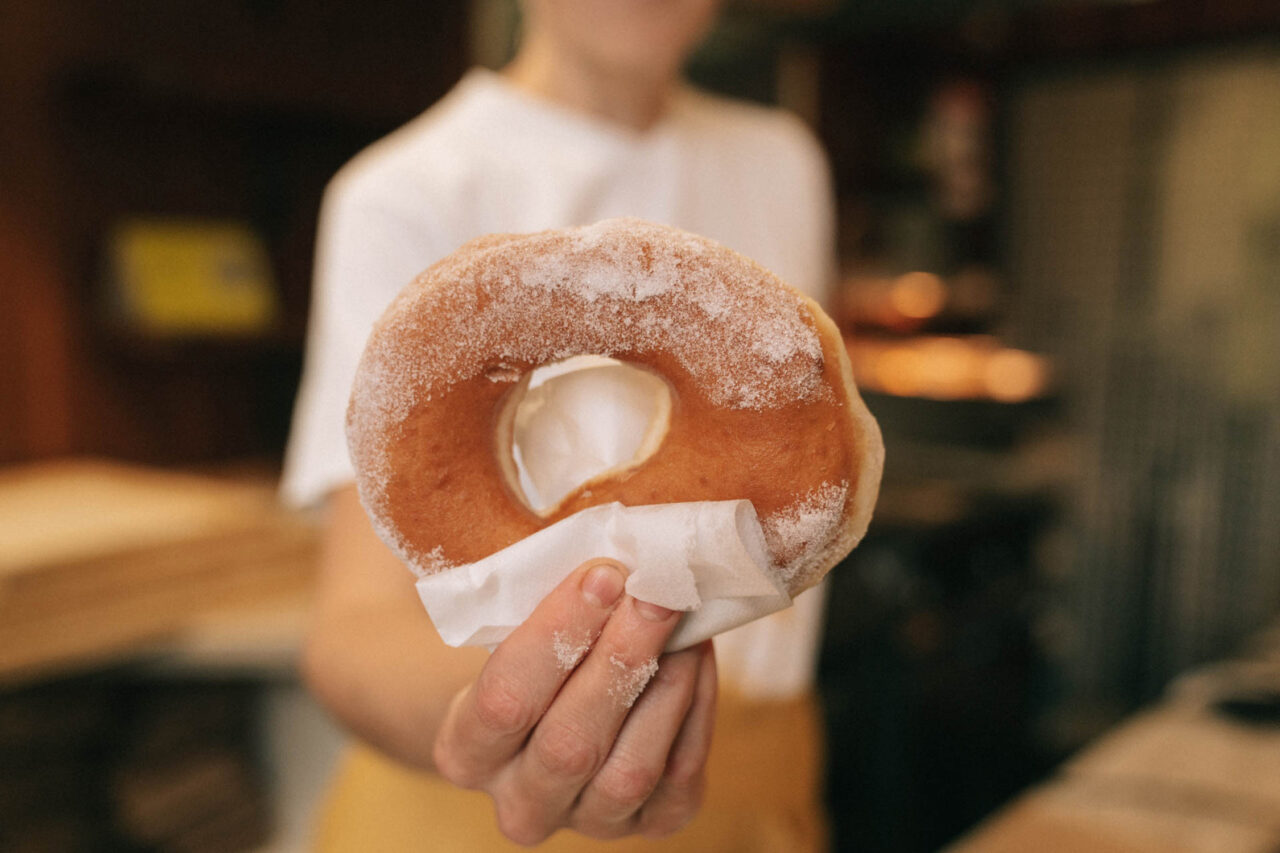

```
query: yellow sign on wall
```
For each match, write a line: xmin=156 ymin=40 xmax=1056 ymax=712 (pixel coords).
xmin=109 ymin=220 xmax=279 ymax=336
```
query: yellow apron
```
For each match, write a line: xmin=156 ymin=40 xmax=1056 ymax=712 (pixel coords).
xmin=315 ymin=690 xmax=828 ymax=852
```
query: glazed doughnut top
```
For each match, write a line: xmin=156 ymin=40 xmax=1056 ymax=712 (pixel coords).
xmin=347 ymin=218 xmax=882 ymax=596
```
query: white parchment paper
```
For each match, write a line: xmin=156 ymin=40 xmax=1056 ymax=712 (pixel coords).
xmin=416 ymin=500 xmax=791 ymax=651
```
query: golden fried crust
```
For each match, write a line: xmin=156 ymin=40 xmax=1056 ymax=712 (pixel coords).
xmin=346 ymin=219 xmax=882 ymax=595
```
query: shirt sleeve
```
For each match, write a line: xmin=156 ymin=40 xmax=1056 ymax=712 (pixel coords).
xmin=280 ymin=172 xmax=445 ymax=508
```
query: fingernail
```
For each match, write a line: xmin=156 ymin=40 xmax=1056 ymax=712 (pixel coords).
xmin=634 ymin=598 xmax=675 ymax=622
xmin=581 ymin=563 xmax=625 ymax=608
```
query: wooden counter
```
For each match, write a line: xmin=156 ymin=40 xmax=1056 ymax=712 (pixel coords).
xmin=949 ymin=655 xmax=1280 ymax=852
xmin=0 ymin=459 xmax=318 ymax=684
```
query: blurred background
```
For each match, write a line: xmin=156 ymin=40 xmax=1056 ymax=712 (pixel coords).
xmin=1 ymin=1 xmax=1278 ymax=850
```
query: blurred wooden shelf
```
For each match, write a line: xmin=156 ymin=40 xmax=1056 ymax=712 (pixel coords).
xmin=949 ymin=640 xmax=1280 ymax=853
xmin=0 ymin=459 xmax=319 ymax=684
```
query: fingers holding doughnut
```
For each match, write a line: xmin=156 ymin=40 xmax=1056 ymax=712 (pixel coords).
xmin=634 ymin=640 xmax=718 ymax=838
xmin=432 ymin=558 xmax=627 ymax=790
xmin=569 ymin=640 xmax=712 ymax=839
xmin=493 ymin=595 xmax=683 ymax=843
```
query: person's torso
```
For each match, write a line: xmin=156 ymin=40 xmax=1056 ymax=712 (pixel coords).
xmin=331 ymin=70 xmax=834 ymax=698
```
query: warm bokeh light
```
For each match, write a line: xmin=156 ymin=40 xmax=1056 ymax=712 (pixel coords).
xmin=984 ymin=348 xmax=1050 ymax=402
xmin=874 ymin=345 xmax=928 ymax=397
xmin=917 ymin=336 xmax=982 ymax=399
xmin=889 ymin=271 xmax=948 ymax=320
xmin=848 ymin=335 xmax=1052 ymax=402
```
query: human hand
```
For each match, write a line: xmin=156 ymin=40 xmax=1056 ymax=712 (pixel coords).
xmin=432 ymin=558 xmax=717 ymax=846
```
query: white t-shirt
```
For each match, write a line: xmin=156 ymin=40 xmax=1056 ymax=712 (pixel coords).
xmin=282 ymin=68 xmax=837 ymax=698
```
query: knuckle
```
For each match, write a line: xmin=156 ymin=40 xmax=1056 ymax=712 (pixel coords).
xmin=431 ymin=737 xmax=462 ymax=783
xmin=473 ymin=670 xmax=532 ymax=735
xmin=533 ymin=719 xmax=601 ymax=779
xmin=494 ymin=799 xmax=551 ymax=847
xmin=431 ymin=737 xmax=479 ymax=789
xmin=594 ymin=756 xmax=663 ymax=808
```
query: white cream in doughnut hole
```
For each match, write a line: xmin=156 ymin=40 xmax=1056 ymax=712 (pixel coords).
xmin=496 ymin=355 xmax=673 ymax=516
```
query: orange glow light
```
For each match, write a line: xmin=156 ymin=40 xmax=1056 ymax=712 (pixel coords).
xmin=984 ymin=349 xmax=1049 ymax=402
xmin=874 ymin=346 xmax=927 ymax=397
xmin=848 ymin=335 xmax=1052 ymax=402
xmin=889 ymin=272 xmax=947 ymax=320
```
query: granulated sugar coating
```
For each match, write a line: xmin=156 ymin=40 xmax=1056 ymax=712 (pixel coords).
xmin=349 ymin=218 xmax=823 ymax=433
xmin=608 ymin=654 xmax=660 ymax=709
xmin=762 ymin=481 xmax=850 ymax=589
xmin=552 ymin=629 xmax=593 ymax=672
xmin=346 ymin=218 xmax=884 ymax=596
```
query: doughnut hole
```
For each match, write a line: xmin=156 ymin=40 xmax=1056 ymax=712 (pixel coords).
xmin=495 ymin=356 xmax=674 ymax=516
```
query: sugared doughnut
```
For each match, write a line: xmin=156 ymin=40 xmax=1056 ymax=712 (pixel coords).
xmin=346 ymin=218 xmax=883 ymax=598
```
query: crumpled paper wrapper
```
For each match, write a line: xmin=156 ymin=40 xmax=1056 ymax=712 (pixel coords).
xmin=416 ymin=500 xmax=791 ymax=651
xmin=414 ymin=357 xmax=791 ymax=652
